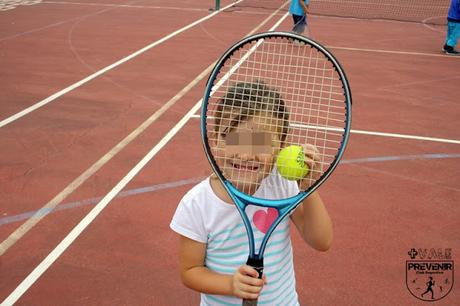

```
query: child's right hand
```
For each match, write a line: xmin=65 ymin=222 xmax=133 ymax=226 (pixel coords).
xmin=232 ymin=265 xmax=267 ymax=299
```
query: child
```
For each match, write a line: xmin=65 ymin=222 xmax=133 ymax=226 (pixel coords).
xmin=290 ymin=0 xmax=310 ymax=37
xmin=170 ymin=81 xmax=332 ymax=305
xmin=443 ymin=0 xmax=460 ymax=55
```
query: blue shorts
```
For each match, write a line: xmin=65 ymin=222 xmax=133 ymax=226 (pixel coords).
xmin=292 ymin=14 xmax=307 ymax=34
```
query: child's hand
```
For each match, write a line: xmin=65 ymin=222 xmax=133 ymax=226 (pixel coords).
xmin=303 ymin=3 xmax=309 ymax=14
xmin=299 ymin=144 xmax=321 ymax=190
xmin=232 ymin=265 xmax=267 ymax=299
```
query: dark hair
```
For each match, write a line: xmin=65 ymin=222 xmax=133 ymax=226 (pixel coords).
xmin=214 ymin=81 xmax=289 ymax=142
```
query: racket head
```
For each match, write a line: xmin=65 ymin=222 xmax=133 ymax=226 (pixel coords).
xmin=201 ymin=31 xmax=351 ymax=205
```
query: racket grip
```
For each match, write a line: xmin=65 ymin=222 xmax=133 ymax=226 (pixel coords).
xmin=242 ymin=257 xmax=264 ymax=306
xmin=242 ymin=299 xmax=259 ymax=306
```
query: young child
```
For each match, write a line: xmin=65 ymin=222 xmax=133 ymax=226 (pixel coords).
xmin=170 ymin=81 xmax=332 ymax=305
xmin=290 ymin=0 xmax=310 ymax=37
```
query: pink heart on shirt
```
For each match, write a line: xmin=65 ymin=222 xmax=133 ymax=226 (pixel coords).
xmin=253 ymin=208 xmax=279 ymax=233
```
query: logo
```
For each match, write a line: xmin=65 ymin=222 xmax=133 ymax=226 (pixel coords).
xmin=406 ymin=248 xmax=454 ymax=302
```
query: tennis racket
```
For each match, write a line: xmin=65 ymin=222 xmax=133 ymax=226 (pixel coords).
xmin=200 ymin=32 xmax=351 ymax=305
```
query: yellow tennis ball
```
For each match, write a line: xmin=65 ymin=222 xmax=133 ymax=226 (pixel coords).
xmin=276 ymin=145 xmax=309 ymax=180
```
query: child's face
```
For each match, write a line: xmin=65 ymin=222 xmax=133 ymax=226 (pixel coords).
xmin=212 ymin=111 xmax=283 ymax=194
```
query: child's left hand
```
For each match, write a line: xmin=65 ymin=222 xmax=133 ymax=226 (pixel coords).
xmin=232 ymin=265 xmax=267 ymax=299
xmin=298 ymin=144 xmax=321 ymax=190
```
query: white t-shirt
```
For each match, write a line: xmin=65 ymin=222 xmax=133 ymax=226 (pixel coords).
xmin=170 ymin=171 xmax=301 ymax=306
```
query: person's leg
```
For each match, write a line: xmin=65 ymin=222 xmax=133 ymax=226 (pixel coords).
xmin=292 ymin=14 xmax=306 ymax=34
xmin=450 ymin=22 xmax=460 ymax=47
xmin=443 ymin=22 xmax=460 ymax=54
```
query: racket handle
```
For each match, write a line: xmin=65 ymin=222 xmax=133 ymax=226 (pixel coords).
xmin=242 ymin=299 xmax=259 ymax=306
xmin=242 ymin=257 xmax=264 ymax=306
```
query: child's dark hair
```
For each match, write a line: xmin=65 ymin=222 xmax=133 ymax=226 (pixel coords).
xmin=214 ymin=81 xmax=289 ymax=142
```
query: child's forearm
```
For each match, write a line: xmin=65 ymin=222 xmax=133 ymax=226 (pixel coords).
xmin=301 ymin=192 xmax=333 ymax=251
xmin=182 ymin=266 xmax=234 ymax=296
xmin=299 ymin=0 xmax=309 ymax=14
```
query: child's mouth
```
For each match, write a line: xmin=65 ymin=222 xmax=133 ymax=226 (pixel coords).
xmin=232 ymin=162 xmax=259 ymax=171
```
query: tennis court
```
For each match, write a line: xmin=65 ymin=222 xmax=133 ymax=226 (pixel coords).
xmin=0 ymin=0 xmax=459 ymax=305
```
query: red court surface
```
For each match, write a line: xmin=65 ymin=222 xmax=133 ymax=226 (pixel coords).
xmin=0 ymin=0 xmax=459 ymax=305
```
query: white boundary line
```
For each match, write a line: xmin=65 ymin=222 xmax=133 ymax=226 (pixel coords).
xmin=0 ymin=0 xmax=243 ymax=129
xmin=0 ymin=66 xmax=212 ymax=257
xmin=43 ymin=1 xmax=210 ymax=11
xmin=1 ymin=2 xmax=454 ymax=129
xmin=327 ymin=45 xmax=460 ymax=58
xmin=0 ymin=0 xmax=244 ymax=257
xmin=4 ymin=2 xmax=457 ymax=303
xmin=0 ymin=0 xmax=290 ymax=257
xmin=190 ymin=114 xmax=460 ymax=145
xmin=0 ymin=0 xmax=289 ymax=257
xmin=351 ymin=129 xmax=460 ymax=145
xmin=0 ymin=101 xmax=203 ymax=306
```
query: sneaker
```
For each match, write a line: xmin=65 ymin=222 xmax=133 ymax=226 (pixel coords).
xmin=443 ymin=44 xmax=460 ymax=55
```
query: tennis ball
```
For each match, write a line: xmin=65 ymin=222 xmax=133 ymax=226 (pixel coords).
xmin=276 ymin=145 xmax=309 ymax=180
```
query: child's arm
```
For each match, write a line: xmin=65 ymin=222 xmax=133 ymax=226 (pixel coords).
xmin=290 ymin=191 xmax=333 ymax=251
xmin=179 ymin=235 xmax=266 ymax=299
xmin=289 ymin=144 xmax=332 ymax=251
xmin=299 ymin=0 xmax=309 ymax=15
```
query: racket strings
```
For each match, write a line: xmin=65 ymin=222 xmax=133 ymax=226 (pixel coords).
xmin=206 ymin=36 xmax=347 ymax=194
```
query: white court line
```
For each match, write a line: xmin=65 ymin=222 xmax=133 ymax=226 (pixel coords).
xmin=0 ymin=66 xmax=212 ymax=257
xmin=0 ymin=2 xmax=290 ymax=304
xmin=0 ymin=100 xmax=203 ymax=306
xmin=6 ymin=2 xmax=456 ymax=302
xmin=422 ymin=16 xmax=446 ymax=34
xmin=0 ymin=0 xmax=287 ymax=257
xmin=43 ymin=1 xmax=210 ymax=11
xmin=351 ymin=129 xmax=460 ymax=145
xmin=1 ymin=2 xmax=122 ymax=42
xmin=190 ymin=114 xmax=460 ymax=145
xmin=0 ymin=1 xmax=241 ymax=129
xmin=327 ymin=45 xmax=460 ymax=58
xmin=0 ymin=0 xmax=245 ymax=255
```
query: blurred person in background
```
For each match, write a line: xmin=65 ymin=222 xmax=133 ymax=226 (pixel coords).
xmin=443 ymin=0 xmax=460 ymax=55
